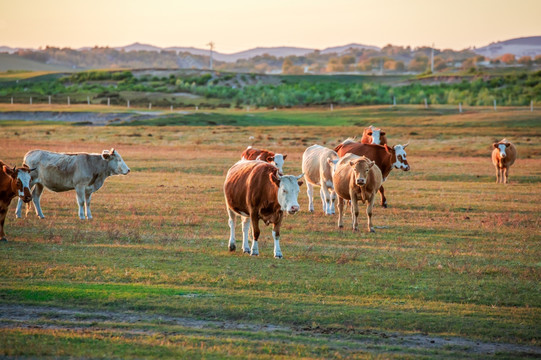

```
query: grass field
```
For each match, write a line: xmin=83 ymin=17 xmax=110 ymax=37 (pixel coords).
xmin=0 ymin=106 xmax=540 ymax=359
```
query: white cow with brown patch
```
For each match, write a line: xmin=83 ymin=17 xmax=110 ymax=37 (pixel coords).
xmin=301 ymin=144 xmax=339 ymax=215
xmin=492 ymin=139 xmax=517 ymax=184
xmin=333 ymin=153 xmax=383 ymax=232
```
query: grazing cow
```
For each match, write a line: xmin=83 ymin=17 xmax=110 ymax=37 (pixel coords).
xmin=0 ymin=162 xmax=33 ymax=241
xmin=334 ymin=139 xmax=409 ymax=208
xmin=492 ymin=139 xmax=517 ymax=184
xmin=333 ymin=154 xmax=383 ymax=232
xmin=241 ymin=146 xmax=287 ymax=173
xmin=301 ymin=144 xmax=339 ymax=215
xmin=224 ymin=160 xmax=303 ymax=258
xmin=16 ymin=149 xmax=130 ymax=220
xmin=361 ymin=125 xmax=388 ymax=145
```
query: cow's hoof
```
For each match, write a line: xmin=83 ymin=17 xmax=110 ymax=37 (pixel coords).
xmin=353 ymin=228 xmax=358 ymax=232
xmin=338 ymin=225 xmax=344 ymax=229
xmin=0 ymin=237 xmax=7 ymax=242
xmin=274 ymin=254 xmax=283 ymax=259
xmin=250 ymin=252 xmax=259 ymax=256
xmin=228 ymin=244 xmax=236 ymax=252
xmin=369 ymin=228 xmax=375 ymax=233
xmin=381 ymin=203 xmax=387 ymax=208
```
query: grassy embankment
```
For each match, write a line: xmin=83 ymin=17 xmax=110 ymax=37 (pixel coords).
xmin=0 ymin=106 xmax=539 ymax=358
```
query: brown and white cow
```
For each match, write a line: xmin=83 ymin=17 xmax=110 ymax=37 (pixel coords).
xmin=361 ymin=125 xmax=388 ymax=145
xmin=224 ymin=159 xmax=303 ymax=258
xmin=492 ymin=139 xmax=517 ymax=184
xmin=16 ymin=149 xmax=130 ymax=220
xmin=0 ymin=162 xmax=33 ymax=241
xmin=241 ymin=146 xmax=287 ymax=173
xmin=301 ymin=144 xmax=339 ymax=215
xmin=333 ymin=154 xmax=383 ymax=232
xmin=334 ymin=139 xmax=409 ymax=208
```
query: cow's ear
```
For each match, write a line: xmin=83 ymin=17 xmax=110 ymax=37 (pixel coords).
xmin=381 ymin=132 xmax=386 ymax=136
xmin=384 ymin=144 xmax=392 ymax=154
xmin=266 ymin=156 xmax=274 ymax=162
xmin=283 ymin=154 xmax=287 ymax=160
xmin=368 ymin=160 xmax=375 ymax=168
xmin=349 ymin=160 xmax=355 ymax=167
xmin=493 ymin=143 xmax=499 ymax=149
xmin=505 ymin=143 xmax=510 ymax=148
xmin=269 ymin=172 xmax=281 ymax=187
xmin=2 ymin=165 xmax=15 ymax=177
xmin=102 ymin=150 xmax=111 ymax=160
xmin=297 ymin=180 xmax=304 ymax=187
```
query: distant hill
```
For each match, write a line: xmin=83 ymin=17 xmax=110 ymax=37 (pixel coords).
xmin=0 ymin=53 xmax=76 ymax=72
xmin=474 ymin=36 xmax=541 ymax=58
xmin=321 ymin=43 xmax=380 ymax=54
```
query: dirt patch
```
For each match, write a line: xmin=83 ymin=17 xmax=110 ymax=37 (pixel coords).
xmin=0 ymin=303 xmax=539 ymax=356
xmin=0 ymin=111 xmax=169 ymax=125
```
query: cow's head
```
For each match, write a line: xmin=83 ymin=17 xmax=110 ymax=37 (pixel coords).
xmin=386 ymin=143 xmax=410 ymax=171
xmin=365 ymin=125 xmax=385 ymax=145
xmin=270 ymin=172 xmax=303 ymax=214
xmin=326 ymin=157 xmax=339 ymax=178
xmin=102 ymin=148 xmax=130 ymax=175
xmin=493 ymin=142 xmax=510 ymax=158
xmin=3 ymin=164 xmax=32 ymax=203
xmin=349 ymin=156 xmax=374 ymax=186
xmin=271 ymin=154 xmax=286 ymax=173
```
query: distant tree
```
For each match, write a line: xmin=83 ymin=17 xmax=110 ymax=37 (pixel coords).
xmin=408 ymin=55 xmax=429 ymax=72
xmin=500 ymin=53 xmax=516 ymax=64
xmin=517 ymin=56 xmax=532 ymax=66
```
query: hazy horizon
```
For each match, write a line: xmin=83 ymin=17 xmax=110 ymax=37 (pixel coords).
xmin=2 ymin=0 xmax=540 ymax=53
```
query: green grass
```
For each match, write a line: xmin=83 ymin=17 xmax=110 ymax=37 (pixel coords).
xmin=0 ymin=106 xmax=539 ymax=358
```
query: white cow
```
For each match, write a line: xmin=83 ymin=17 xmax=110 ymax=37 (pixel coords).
xmin=16 ymin=149 xmax=130 ymax=220
xmin=301 ymin=145 xmax=339 ymax=215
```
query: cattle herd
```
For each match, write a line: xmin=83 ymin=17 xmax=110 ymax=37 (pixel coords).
xmin=0 ymin=125 xmax=517 ymax=259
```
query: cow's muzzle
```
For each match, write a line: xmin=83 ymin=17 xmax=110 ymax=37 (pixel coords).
xmin=404 ymin=165 xmax=410 ymax=171
xmin=287 ymin=205 xmax=300 ymax=215
xmin=356 ymin=179 xmax=366 ymax=185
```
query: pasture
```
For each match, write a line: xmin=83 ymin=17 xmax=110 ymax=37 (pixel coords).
xmin=0 ymin=106 xmax=540 ymax=359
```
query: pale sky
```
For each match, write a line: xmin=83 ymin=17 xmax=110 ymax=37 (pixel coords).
xmin=1 ymin=0 xmax=540 ymax=53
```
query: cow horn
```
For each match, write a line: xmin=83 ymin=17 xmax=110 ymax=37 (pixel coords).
xmin=296 ymin=173 xmax=304 ymax=180
xmin=403 ymin=143 xmax=409 ymax=148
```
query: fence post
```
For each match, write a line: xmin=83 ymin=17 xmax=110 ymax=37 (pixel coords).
xmin=195 ymin=106 xmax=198 ymax=111
xmin=107 ymin=98 xmax=110 ymax=106
xmin=48 ymin=95 xmax=51 ymax=105
xmin=531 ymin=100 xmax=534 ymax=112
xmin=424 ymin=98 xmax=428 ymax=109
xmin=68 ymin=96 xmax=70 ymax=106
xmin=127 ymin=100 xmax=130 ymax=108
xmin=149 ymin=103 xmax=152 ymax=110
xmin=11 ymin=97 xmax=13 ymax=105
xmin=330 ymin=103 xmax=333 ymax=111
xmin=30 ymin=97 xmax=32 ymax=105
xmin=459 ymin=103 xmax=462 ymax=113
xmin=393 ymin=96 xmax=396 ymax=107
xmin=493 ymin=99 xmax=497 ymax=111
xmin=87 ymin=96 xmax=90 ymax=105
xmin=170 ymin=105 xmax=173 ymax=111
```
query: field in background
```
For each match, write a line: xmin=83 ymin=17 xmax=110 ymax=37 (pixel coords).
xmin=0 ymin=106 xmax=539 ymax=358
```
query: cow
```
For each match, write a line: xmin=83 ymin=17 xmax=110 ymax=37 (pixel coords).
xmin=492 ymin=139 xmax=517 ymax=184
xmin=332 ymin=153 xmax=383 ymax=232
xmin=16 ymin=149 xmax=130 ymax=220
xmin=224 ymin=159 xmax=303 ymax=258
xmin=361 ymin=125 xmax=387 ymax=145
xmin=334 ymin=139 xmax=409 ymax=208
xmin=241 ymin=146 xmax=287 ymax=173
xmin=301 ymin=144 xmax=339 ymax=215
xmin=0 ymin=162 xmax=33 ymax=241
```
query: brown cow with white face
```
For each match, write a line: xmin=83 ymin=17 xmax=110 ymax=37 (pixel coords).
xmin=224 ymin=160 xmax=303 ymax=258
xmin=334 ymin=139 xmax=409 ymax=208
xmin=0 ymin=162 xmax=33 ymax=241
xmin=333 ymin=154 xmax=383 ymax=232
xmin=492 ymin=139 xmax=517 ymax=184
xmin=361 ymin=125 xmax=388 ymax=145
xmin=241 ymin=146 xmax=287 ymax=173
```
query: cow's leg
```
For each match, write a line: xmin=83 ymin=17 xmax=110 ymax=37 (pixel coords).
xmin=0 ymin=206 xmax=7 ymax=241
xmin=350 ymin=194 xmax=359 ymax=231
xmin=75 ymin=185 xmax=86 ymax=220
xmin=366 ymin=195 xmax=375 ymax=233
xmin=31 ymin=183 xmax=45 ymax=219
xmin=337 ymin=196 xmax=345 ymax=228
xmin=241 ymin=216 xmax=251 ymax=254
xmin=15 ymin=198 xmax=23 ymax=219
xmin=84 ymin=190 xmax=93 ymax=219
xmin=329 ymin=190 xmax=337 ymax=215
xmin=495 ymin=166 xmax=501 ymax=183
xmin=504 ymin=166 xmax=509 ymax=184
xmin=272 ymin=222 xmax=283 ymax=259
xmin=321 ymin=183 xmax=332 ymax=215
xmin=227 ymin=208 xmax=236 ymax=252
xmin=306 ymin=182 xmax=314 ymax=212
xmin=379 ymin=185 xmax=387 ymax=208
xmin=249 ymin=214 xmax=260 ymax=256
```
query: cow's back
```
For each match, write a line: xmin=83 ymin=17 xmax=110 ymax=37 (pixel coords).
xmin=224 ymin=160 xmax=277 ymax=215
xmin=302 ymin=145 xmax=337 ymax=186
xmin=336 ymin=143 xmax=392 ymax=176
